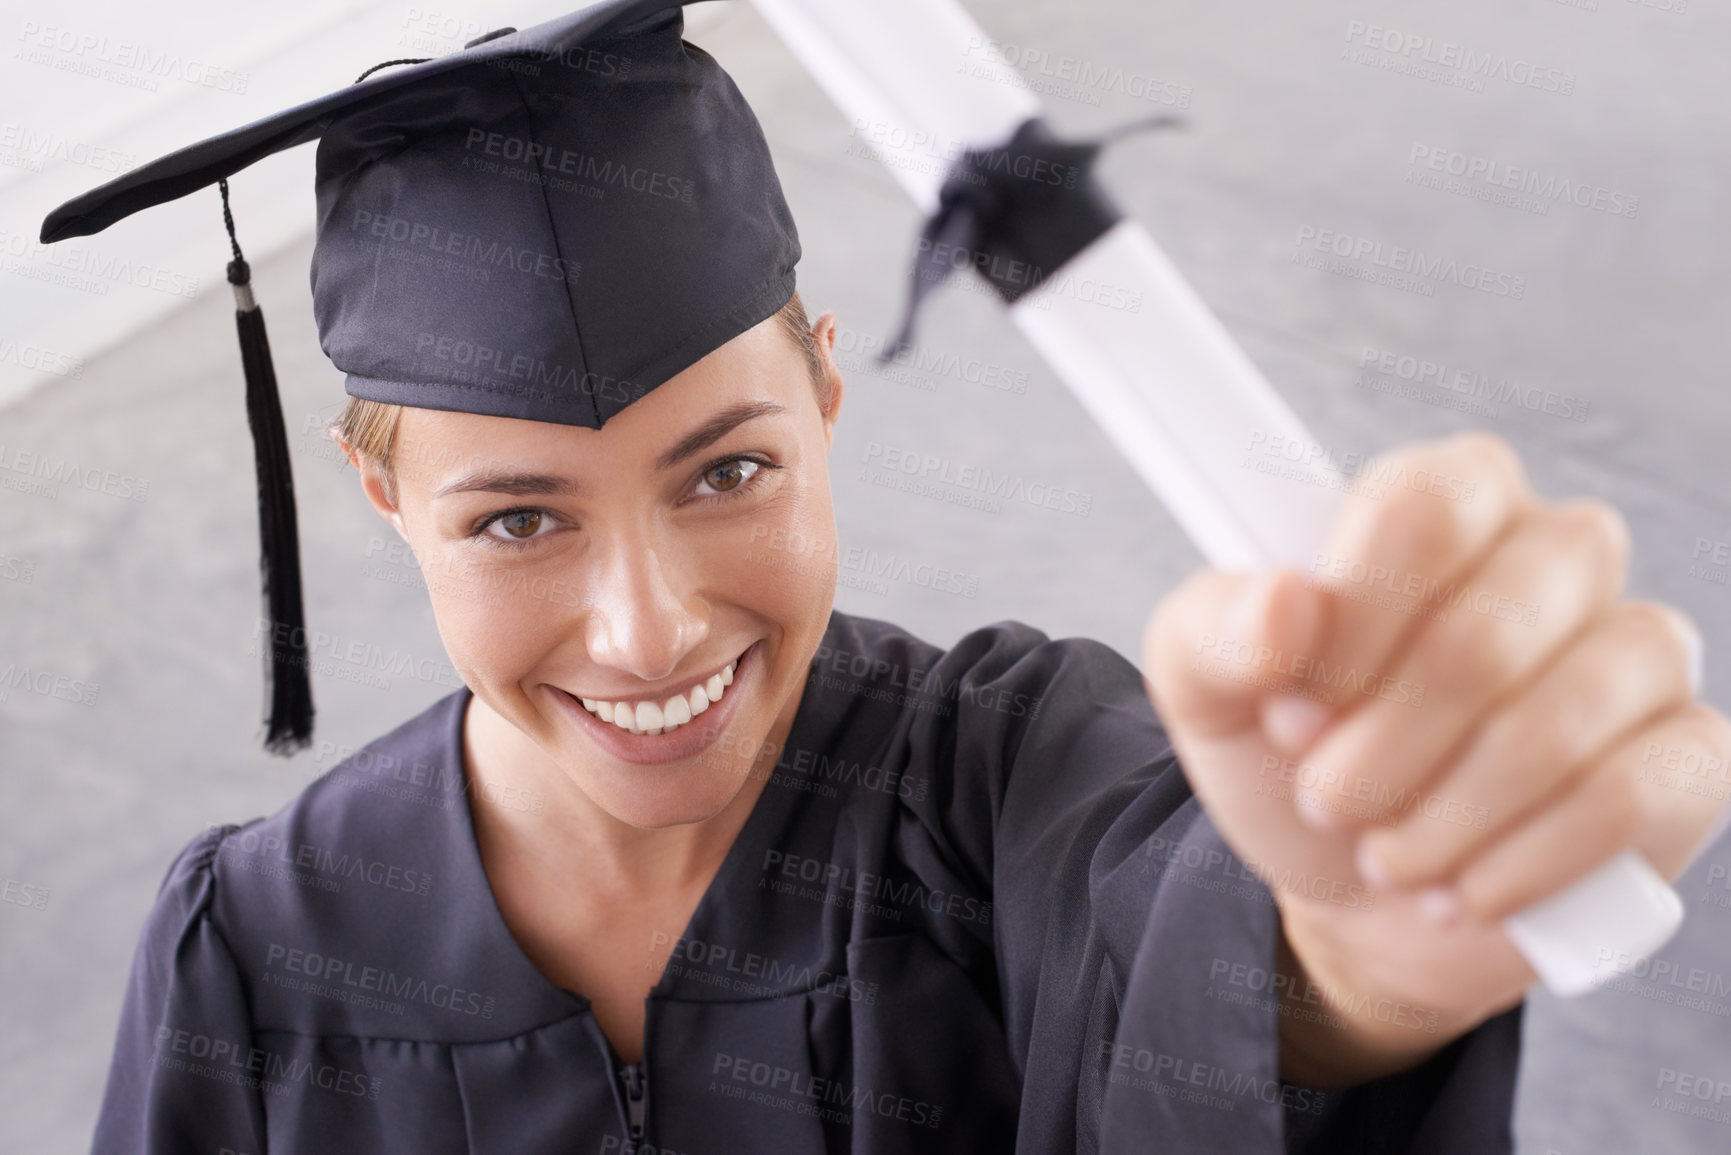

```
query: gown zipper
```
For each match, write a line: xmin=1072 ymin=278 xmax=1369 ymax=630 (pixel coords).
xmin=620 ymin=1060 xmax=646 ymax=1151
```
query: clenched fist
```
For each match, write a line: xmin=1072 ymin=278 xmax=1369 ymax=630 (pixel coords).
xmin=1142 ymin=432 xmax=1731 ymax=1086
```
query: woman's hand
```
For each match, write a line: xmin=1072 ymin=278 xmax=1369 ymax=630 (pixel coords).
xmin=1142 ymin=431 xmax=1731 ymax=1087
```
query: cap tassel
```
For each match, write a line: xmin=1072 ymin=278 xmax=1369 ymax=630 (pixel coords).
xmin=219 ymin=178 xmax=313 ymax=754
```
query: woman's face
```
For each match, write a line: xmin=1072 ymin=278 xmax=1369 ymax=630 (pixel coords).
xmin=352 ymin=311 xmax=845 ymax=828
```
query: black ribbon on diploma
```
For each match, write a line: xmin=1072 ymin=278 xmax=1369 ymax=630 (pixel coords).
xmin=882 ymin=114 xmax=1184 ymax=361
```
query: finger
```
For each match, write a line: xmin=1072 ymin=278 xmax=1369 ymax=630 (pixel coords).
xmin=1297 ymin=432 xmax=1537 ymax=719
xmin=1144 ymin=567 xmax=1324 ymax=743
xmin=1357 ymin=601 xmax=1702 ymax=890
xmin=1292 ymin=499 xmax=1631 ymax=829
xmin=1443 ymin=705 xmax=1731 ymax=923
xmin=1630 ymin=703 xmax=1731 ymax=880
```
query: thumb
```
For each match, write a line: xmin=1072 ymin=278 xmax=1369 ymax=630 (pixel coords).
xmin=1144 ymin=568 xmax=1332 ymax=748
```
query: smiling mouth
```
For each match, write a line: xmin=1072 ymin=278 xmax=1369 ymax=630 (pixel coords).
xmin=571 ymin=651 xmax=742 ymax=737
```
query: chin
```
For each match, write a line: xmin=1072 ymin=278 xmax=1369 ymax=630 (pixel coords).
xmin=574 ymin=763 xmax=753 ymax=829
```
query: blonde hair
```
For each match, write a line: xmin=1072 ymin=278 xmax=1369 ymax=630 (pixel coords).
xmin=333 ymin=289 xmax=829 ymax=503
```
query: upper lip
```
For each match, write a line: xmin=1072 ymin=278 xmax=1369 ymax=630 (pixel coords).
xmin=555 ymin=643 xmax=749 ymax=705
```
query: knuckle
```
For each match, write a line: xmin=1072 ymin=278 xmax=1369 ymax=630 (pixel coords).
xmin=1418 ymin=613 xmax=1519 ymax=703
xmin=1604 ymin=601 xmax=1697 ymax=680
xmin=1674 ymin=702 xmax=1731 ymax=766
xmin=1551 ymin=498 xmax=1631 ymax=572
xmin=1449 ymin=430 xmax=1523 ymax=484
xmin=1487 ymin=695 xmax=1589 ymax=776
xmin=1586 ymin=763 xmax=1645 ymax=843
xmin=1362 ymin=482 xmax=1477 ymax=567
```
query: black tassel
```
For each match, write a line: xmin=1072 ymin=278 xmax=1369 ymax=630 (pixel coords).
xmin=220 ymin=178 xmax=314 ymax=754
xmin=882 ymin=113 xmax=1185 ymax=361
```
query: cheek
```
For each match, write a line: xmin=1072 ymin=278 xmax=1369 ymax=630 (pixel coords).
xmin=417 ymin=549 xmax=580 ymax=688
xmin=722 ymin=485 xmax=839 ymax=625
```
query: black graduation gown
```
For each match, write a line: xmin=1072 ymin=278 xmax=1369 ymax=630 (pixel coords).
xmin=90 ymin=608 xmax=1522 ymax=1154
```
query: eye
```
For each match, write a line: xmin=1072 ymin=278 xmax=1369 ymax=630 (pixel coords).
xmin=693 ymin=456 xmax=763 ymax=497
xmin=476 ymin=507 xmax=557 ymax=545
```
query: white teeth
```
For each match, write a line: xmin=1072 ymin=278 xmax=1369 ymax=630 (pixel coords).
xmin=574 ymin=651 xmax=742 ymax=735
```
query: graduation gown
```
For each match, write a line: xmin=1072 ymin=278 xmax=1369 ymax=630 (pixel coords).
xmin=90 ymin=608 xmax=1522 ymax=1154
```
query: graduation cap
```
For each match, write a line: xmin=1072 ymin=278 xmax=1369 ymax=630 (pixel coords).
xmin=39 ymin=0 xmax=799 ymax=755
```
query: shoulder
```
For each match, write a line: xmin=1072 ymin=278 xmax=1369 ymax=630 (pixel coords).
xmin=820 ymin=608 xmax=1147 ymax=727
xmin=157 ymin=691 xmax=471 ymax=972
xmin=209 ymin=689 xmax=467 ymax=871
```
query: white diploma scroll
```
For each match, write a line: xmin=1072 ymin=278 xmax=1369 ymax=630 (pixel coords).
xmin=748 ymin=0 xmax=1683 ymax=996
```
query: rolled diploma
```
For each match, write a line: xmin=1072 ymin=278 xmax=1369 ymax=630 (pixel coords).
xmin=747 ymin=0 xmax=1682 ymax=997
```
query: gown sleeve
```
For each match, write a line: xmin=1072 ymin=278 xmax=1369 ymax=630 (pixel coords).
xmin=90 ymin=823 xmax=268 ymax=1155
xmin=892 ymin=619 xmax=1523 ymax=1154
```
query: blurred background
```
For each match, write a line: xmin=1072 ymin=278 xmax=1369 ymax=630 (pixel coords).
xmin=2 ymin=0 xmax=1727 ymax=1150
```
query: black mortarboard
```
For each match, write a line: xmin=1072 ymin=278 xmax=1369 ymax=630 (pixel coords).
xmin=39 ymin=0 xmax=800 ymax=754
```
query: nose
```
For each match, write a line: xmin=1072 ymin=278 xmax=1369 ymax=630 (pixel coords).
xmin=582 ymin=529 xmax=709 ymax=684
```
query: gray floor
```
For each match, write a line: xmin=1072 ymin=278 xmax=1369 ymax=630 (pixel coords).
xmin=3 ymin=0 xmax=1729 ymax=1151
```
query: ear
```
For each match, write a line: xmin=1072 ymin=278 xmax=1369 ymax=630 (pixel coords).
xmin=809 ymin=309 xmax=846 ymax=453
xmin=330 ymin=427 xmax=409 ymax=542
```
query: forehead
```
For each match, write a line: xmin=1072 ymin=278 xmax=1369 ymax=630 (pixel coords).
xmin=392 ymin=314 xmax=810 ymax=483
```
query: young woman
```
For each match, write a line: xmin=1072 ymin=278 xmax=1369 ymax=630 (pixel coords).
xmin=45 ymin=2 xmax=1725 ymax=1152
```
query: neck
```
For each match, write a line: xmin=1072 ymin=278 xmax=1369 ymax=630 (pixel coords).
xmin=460 ymin=688 xmax=798 ymax=897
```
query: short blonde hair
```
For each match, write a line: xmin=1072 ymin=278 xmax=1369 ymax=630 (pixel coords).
xmin=332 ymin=289 xmax=828 ymax=503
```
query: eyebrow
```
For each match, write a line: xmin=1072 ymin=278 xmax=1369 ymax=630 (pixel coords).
xmin=653 ymin=399 xmax=788 ymax=472
xmin=430 ymin=399 xmax=790 ymax=499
